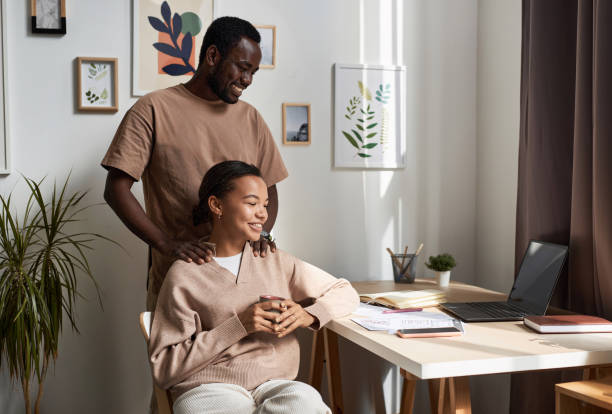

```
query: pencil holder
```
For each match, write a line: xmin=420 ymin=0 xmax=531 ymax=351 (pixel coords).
xmin=391 ymin=253 xmax=417 ymax=283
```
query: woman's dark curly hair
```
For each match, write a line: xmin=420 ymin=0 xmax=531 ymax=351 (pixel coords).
xmin=198 ymin=16 xmax=261 ymax=68
xmin=193 ymin=160 xmax=263 ymax=226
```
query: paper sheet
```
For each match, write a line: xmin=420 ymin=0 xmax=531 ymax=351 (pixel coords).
xmin=351 ymin=310 xmax=458 ymax=332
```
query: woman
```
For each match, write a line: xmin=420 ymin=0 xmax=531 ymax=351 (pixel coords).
xmin=148 ymin=161 xmax=359 ymax=414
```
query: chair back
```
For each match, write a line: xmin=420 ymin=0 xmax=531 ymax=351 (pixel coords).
xmin=139 ymin=312 xmax=173 ymax=414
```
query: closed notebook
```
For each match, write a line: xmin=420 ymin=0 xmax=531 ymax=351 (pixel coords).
xmin=524 ymin=315 xmax=612 ymax=333
xmin=359 ymin=289 xmax=445 ymax=309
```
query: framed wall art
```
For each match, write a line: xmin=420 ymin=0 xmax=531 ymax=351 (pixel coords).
xmin=31 ymin=0 xmax=66 ymax=34
xmin=0 ymin=0 xmax=9 ymax=173
xmin=132 ymin=0 xmax=214 ymax=96
xmin=334 ymin=63 xmax=406 ymax=168
xmin=282 ymin=103 xmax=311 ymax=146
xmin=255 ymin=25 xmax=276 ymax=69
xmin=76 ymin=57 xmax=119 ymax=113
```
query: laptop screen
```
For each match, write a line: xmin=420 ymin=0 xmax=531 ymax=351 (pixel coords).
xmin=507 ymin=241 xmax=568 ymax=314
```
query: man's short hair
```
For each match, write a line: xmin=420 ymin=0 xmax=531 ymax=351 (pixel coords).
xmin=198 ymin=16 xmax=261 ymax=68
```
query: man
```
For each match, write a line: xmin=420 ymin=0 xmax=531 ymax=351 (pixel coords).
xmin=102 ymin=16 xmax=288 ymax=312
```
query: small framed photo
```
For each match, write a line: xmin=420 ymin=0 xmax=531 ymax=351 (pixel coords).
xmin=255 ymin=25 xmax=276 ymax=69
xmin=31 ymin=0 xmax=66 ymax=34
xmin=76 ymin=57 xmax=118 ymax=113
xmin=282 ymin=103 xmax=311 ymax=145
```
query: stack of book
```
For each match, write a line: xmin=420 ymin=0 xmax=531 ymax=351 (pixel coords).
xmin=359 ymin=289 xmax=446 ymax=309
xmin=523 ymin=315 xmax=612 ymax=333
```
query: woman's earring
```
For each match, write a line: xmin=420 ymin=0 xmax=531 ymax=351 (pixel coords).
xmin=218 ymin=212 xmax=222 ymax=220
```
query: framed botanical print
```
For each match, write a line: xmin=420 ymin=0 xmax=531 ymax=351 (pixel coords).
xmin=334 ymin=63 xmax=406 ymax=168
xmin=76 ymin=57 xmax=119 ymax=113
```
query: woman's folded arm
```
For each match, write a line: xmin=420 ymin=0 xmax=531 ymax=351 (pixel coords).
xmin=148 ymin=306 xmax=248 ymax=390
xmin=288 ymin=257 xmax=359 ymax=328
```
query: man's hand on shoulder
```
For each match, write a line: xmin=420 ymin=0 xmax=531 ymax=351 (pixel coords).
xmin=250 ymin=231 xmax=277 ymax=258
xmin=158 ymin=238 xmax=214 ymax=264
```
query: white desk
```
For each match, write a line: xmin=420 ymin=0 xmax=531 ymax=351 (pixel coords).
xmin=309 ymin=280 xmax=612 ymax=414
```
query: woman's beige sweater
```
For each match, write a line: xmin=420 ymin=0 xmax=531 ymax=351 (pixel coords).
xmin=148 ymin=243 xmax=359 ymax=400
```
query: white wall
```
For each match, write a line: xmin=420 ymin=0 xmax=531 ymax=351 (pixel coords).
xmin=472 ymin=0 xmax=521 ymax=413
xmin=0 ymin=0 xmax=521 ymax=413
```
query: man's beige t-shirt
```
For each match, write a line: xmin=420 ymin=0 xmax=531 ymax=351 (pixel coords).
xmin=101 ymin=85 xmax=288 ymax=306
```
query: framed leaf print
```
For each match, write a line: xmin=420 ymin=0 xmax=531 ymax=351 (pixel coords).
xmin=132 ymin=0 xmax=214 ymax=96
xmin=76 ymin=57 xmax=119 ymax=113
xmin=334 ymin=64 xmax=406 ymax=169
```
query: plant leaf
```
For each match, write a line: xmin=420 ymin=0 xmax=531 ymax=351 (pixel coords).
xmin=362 ymin=143 xmax=378 ymax=149
xmin=148 ymin=16 xmax=168 ymax=33
xmin=153 ymin=42 xmax=181 ymax=58
xmin=181 ymin=33 xmax=193 ymax=60
xmin=356 ymin=124 xmax=364 ymax=131
xmin=162 ymin=64 xmax=192 ymax=76
xmin=172 ymin=13 xmax=182 ymax=39
xmin=357 ymin=153 xmax=372 ymax=158
xmin=367 ymin=123 xmax=378 ymax=129
xmin=351 ymin=129 xmax=362 ymax=143
xmin=161 ymin=1 xmax=171 ymax=26
xmin=366 ymin=132 xmax=377 ymax=138
xmin=342 ymin=131 xmax=359 ymax=149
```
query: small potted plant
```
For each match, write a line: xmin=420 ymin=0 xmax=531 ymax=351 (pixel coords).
xmin=425 ymin=253 xmax=456 ymax=287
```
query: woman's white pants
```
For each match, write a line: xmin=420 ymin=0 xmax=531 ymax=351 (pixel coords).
xmin=172 ymin=379 xmax=331 ymax=414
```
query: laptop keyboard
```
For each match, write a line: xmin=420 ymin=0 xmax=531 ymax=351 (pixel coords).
xmin=466 ymin=302 xmax=527 ymax=318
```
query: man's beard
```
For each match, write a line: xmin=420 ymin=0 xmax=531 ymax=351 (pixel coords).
xmin=206 ymin=67 xmax=237 ymax=104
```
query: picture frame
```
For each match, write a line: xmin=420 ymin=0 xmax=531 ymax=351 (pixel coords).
xmin=76 ymin=57 xmax=119 ymax=113
xmin=282 ymin=103 xmax=311 ymax=146
xmin=334 ymin=63 xmax=406 ymax=169
xmin=0 ymin=0 xmax=9 ymax=174
xmin=255 ymin=25 xmax=276 ymax=69
xmin=30 ymin=0 xmax=66 ymax=35
xmin=132 ymin=0 xmax=214 ymax=96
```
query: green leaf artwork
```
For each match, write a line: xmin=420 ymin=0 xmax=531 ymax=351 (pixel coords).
xmin=375 ymin=83 xmax=391 ymax=104
xmin=342 ymin=81 xmax=380 ymax=159
xmin=341 ymin=80 xmax=396 ymax=160
xmin=87 ymin=63 xmax=109 ymax=81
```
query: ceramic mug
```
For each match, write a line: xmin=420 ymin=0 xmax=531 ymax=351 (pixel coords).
xmin=259 ymin=295 xmax=285 ymax=315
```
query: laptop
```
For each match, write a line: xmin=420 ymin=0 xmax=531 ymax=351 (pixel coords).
xmin=440 ymin=240 xmax=568 ymax=322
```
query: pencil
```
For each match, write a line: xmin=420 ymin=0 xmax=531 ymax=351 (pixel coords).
xmin=386 ymin=247 xmax=403 ymax=269
xmin=400 ymin=245 xmax=409 ymax=268
xmin=414 ymin=243 xmax=424 ymax=257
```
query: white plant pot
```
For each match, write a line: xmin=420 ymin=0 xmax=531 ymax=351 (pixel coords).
xmin=436 ymin=271 xmax=451 ymax=288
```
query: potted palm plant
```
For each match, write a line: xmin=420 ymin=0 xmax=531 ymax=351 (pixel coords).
xmin=0 ymin=175 xmax=112 ymax=414
xmin=425 ymin=253 xmax=456 ymax=288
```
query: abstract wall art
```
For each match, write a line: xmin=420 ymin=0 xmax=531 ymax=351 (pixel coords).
xmin=132 ymin=0 xmax=213 ymax=96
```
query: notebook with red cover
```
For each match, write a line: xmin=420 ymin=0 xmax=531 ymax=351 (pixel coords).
xmin=524 ymin=315 xmax=612 ymax=333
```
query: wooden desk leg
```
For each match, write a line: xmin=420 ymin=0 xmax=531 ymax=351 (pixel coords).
xmin=308 ymin=330 xmax=325 ymax=390
xmin=324 ymin=328 xmax=344 ymax=414
xmin=429 ymin=377 xmax=471 ymax=414
xmin=447 ymin=377 xmax=471 ymax=414
xmin=400 ymin=369 xmax=418 ymax=414
xmin=428 ymin=378 xmax=446 ymax=414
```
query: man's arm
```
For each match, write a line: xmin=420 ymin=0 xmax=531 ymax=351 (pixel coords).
xmin=103 ymin=167 xmax=211 ymax=264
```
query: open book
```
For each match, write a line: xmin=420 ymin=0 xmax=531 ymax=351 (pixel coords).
xmin=359 ymin=289 xmax=446 ymax=309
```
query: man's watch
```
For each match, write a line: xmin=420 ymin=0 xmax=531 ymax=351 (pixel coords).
xmin=260 ymin=231 xmax=274 ymax=243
